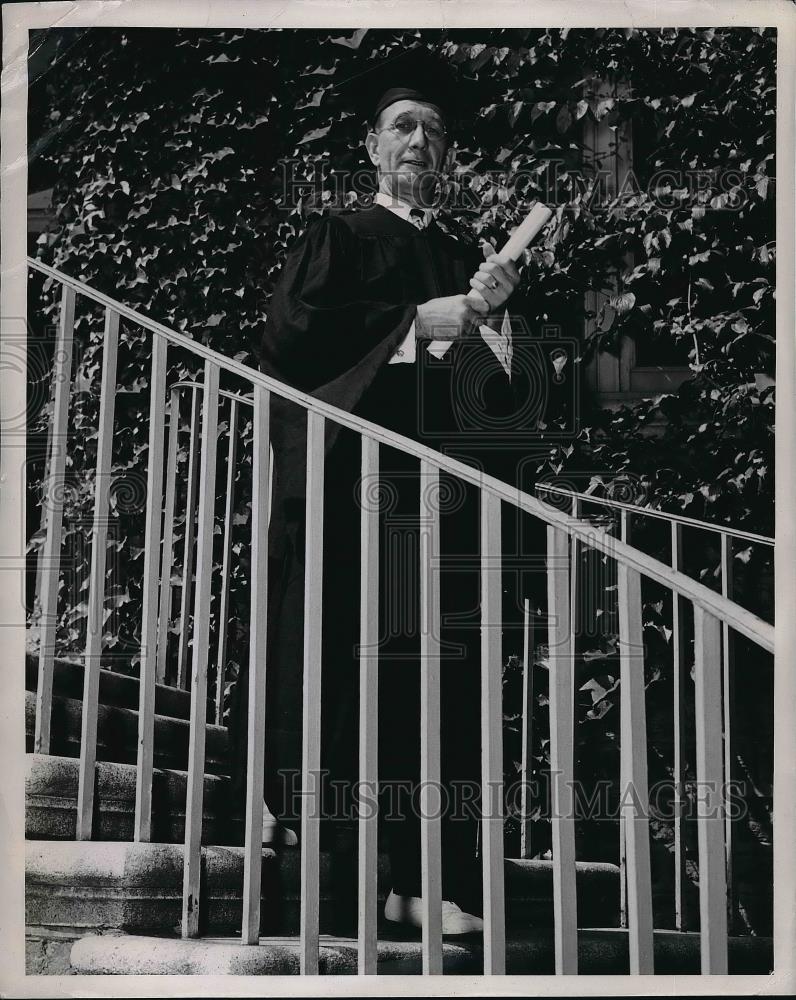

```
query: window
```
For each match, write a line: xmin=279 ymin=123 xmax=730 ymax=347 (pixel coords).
xmin=581 ymin=78 xmax=691 ymax=407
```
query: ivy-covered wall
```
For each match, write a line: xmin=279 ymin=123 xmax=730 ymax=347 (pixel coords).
xmin=27 ymin=27 xmax=775 ymax=934
xmin=30 ymin=25 xmax=775 ymax=523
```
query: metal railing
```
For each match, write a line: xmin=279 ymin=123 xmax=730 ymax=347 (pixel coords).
xmin=156 ymin=380 xmax=258 ymax=724
xmin=535 ymin=482 xmax=774 ymax=933
xmin=28 ymin=257 xmax=774 ymax=975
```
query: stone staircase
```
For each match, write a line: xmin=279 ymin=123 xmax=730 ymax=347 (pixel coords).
xmin=25 ymin=656 xmax=228 ymax=775
xmin=25 ymin=656 xmax=773 ymax=976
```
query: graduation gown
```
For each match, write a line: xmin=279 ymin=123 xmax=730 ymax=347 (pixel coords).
xmin=229 ymin=204 xmax=529 ymax=906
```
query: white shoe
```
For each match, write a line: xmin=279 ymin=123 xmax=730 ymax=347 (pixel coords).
xmin=262 ymin=800 xmax=298 ymax=847
xmin=384 ymin=889 xmax=483 ymax=935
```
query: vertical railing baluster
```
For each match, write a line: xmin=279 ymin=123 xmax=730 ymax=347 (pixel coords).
xmin=618 ymin=509 xmax=631 ymax=930
xmin=242 ymin=387 xmax=270 ymax=944
xmin=520 ymin=597 xmax=534 ymax=860
xmin=693 ymin=606 xmax=729 ymax=973
xmin=617 ymin=562 xmax=654 ymax=974
xmin=35 ymin=284 xmax=76 ymax=754
xmin=156 ymin=387 xmax=181 ymax=686
xmin=182 ymin=361 xmax=220 ymax=937
xmin=419 ymin=461 xmax=443 ymax=975
xmin=300 ymin=411 xmax=325 ymax=974
xmin=133 ymin=335 xmax=168 ymax=842
xmin=34 ymin=410 xmax=54 ymax=619
xmin=358 ymin=437 xmax=380 ymax=975
xmin=177 ymin=386 xmax=201 ymax=690
xmin=570 ymin=495 xmax=580 ymax=639
xmin=481 ymin=491 xmax=506 ymax=975
xmin=215 ymin=397 xmax=239 ymax=725
xmin=671 ymin=522 xmax=687 ymax=930
xmin=546 ymin=526 xmax=578 ymax=974
xmin=720 ymin=532 xmax=735 ymax=929
xmin=75 ymin=307 xmax=120 ymax=839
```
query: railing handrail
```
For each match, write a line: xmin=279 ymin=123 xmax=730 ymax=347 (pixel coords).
xmin=170 ymin=379 xmax=253 ymax=406
xmin=28 ymin=255 xmax=774 ymax=654
xmin=535 ymin=483 xmax=774 ymax=548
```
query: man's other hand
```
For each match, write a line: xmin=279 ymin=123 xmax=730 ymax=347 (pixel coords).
xmin=415 ymin=294 xmax=482 ymax=340
xmin=467 ymin=241 xmax=521 ymax=313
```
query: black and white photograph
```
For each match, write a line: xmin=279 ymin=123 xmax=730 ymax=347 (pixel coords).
xmin=1 ymin=1 xmax=794 ymax=992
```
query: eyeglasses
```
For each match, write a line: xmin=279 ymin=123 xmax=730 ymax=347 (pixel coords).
xmin=376 ymin=115 xmax=448 ymax=142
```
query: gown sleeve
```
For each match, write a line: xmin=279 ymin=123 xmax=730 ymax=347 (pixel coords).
xmin=260 ymin=214 xmax=417 ymax=394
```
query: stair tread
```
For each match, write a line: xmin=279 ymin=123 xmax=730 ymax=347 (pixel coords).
xmin=26 ymin=837 xmax=621 ymax=945
xmin=25 ymin=838 xmax=619 ymax=882
xmin=25 ymin=753 xmax=231 ymax=790
xmin=24 ymin=690 xmax=226 ymax=736
xmin=25 ymin=693 xmax=229 ymax=774
xmin=26 ymin=752 xmax=228 ymax=786
xmin=26 ymin=753 xmax=232 ymax=841
xmin=26 ymin=652 xmax=196 ymax=721
xmin=67 ymin=928 xmax=774 ymax=976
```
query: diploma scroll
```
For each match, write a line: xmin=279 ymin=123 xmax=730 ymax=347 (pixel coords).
xmin=480 ymin=201 xmax=555 ymax=265
xmin=428 ymin=202 xmax=555 ymax=367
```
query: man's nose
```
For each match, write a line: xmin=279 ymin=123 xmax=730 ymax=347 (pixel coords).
xmin=408 ymin=123 xmax=429 ymax=148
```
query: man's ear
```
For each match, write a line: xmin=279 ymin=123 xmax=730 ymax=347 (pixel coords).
xmin=364 ymin=130 xmax=380 ymax=167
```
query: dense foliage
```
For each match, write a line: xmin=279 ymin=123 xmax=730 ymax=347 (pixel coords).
xmin=27 ymin=26 xmax=775 ymax=933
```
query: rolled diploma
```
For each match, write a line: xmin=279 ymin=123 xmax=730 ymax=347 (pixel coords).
xmin=428 ymin=201 xmax=554 ymax=361
xmin=488 ymin=201 xmax=555 ymax=265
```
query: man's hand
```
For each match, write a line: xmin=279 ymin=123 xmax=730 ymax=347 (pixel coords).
xmin=467 ymin=241 xmax=521 ymax=313
xmin=415 ymin=294 xmax=482 ymax=341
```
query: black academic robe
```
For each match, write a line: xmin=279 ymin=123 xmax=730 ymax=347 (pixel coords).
xmin=229 ymin=204 xmax=533 ymax=909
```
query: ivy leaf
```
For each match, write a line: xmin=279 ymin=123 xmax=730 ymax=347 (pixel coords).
xmin=298 ymin=125 xmax=331 ymax=144
xmin=609 ymin=292 xmax=636 ymax=314
xmin=532 ymin=100 xmax=556 ymax=121
xmin=556 ymin=105 xmax=573 ymax=133
xmin=330 ymin=29 xmax=368 ymax=49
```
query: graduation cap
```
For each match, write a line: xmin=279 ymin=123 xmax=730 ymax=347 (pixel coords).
xmin=335 ymin=46 xmax=461 ymax=130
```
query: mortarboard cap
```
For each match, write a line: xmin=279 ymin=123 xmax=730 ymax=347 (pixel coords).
xmin=336 ymin=46 xmax=460 ymax=129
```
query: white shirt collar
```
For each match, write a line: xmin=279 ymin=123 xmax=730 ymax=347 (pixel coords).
xmin=374 ymin=191 xmax=436 ymax=228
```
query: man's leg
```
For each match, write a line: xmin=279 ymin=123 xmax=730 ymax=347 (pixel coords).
xmin=439 ymin=477 xmax=484 ymax=915
xmin=379 ymin=658 xmax=423 ymax=899
xmin=225 ymin=529 xmax=305 ymax=846
xmin=380 ymin=471 xmax=485 ymax=931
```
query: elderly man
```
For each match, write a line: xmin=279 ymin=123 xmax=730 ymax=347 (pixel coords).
xmin=229 ymin=49 xmax=527 ymax=935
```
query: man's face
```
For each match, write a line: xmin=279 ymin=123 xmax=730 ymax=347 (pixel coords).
xmin=365 ymin=99 xmax=449 ymax=209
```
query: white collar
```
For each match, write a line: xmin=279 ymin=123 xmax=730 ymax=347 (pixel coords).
xmin=374 ymin=191 xmax=436 ymax=228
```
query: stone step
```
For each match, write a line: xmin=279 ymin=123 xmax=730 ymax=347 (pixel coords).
xmin=67 ymin=928 xmax=773 ymax=976
xmin=25 ymin=652 xmax=195 ymax=722
xmin=25 ymin=693 xmax=230 ymax=775
xmin=25 ymin=840 xmax=622 ymax=972
xmin=26 ymin=754 xmax=231 ymax=843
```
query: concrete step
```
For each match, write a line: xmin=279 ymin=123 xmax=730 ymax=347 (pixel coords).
xmin=26 ymin=754 xmax=231 ymax=842
xmin=67 ymin=928 xmax=774 ymax=976
xmin=25 ymin=840 xmax=622 ymax=972
xmin=25 ymin=652 xmax=195 ymax=721
xmin=25 ymin=693 xmax=229 ymax=775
